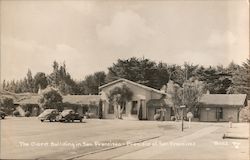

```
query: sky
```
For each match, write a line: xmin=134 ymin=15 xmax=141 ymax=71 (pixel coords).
xmin=0 ymin=0 xmax=249 ymax=81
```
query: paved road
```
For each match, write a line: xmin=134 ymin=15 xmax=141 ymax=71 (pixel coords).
xmin=1 ymin=117 xmax=200 ymax=159
xmin=77 ymin=125 xmax=249 ymax=160
xmin=1 ymin=117 xmax=249 ymax=160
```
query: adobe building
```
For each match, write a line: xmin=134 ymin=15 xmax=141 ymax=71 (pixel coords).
xmin=99 ymin=78 xmax=172 ymax=120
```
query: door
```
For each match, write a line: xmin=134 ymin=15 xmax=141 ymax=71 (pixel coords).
xmin=200 ymin=108 xmax=217 ymax=122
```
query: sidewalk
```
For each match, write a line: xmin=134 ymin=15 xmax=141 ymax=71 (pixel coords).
xmin=113 ymin=125 xmax=249 ymax=160
xmin=224 ymin=123 xmax=249 ymax=139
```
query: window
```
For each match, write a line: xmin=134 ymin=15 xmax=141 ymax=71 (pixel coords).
xmin=108 ymin=103 xmax=114 ymax=114
xmin=219 ymin=107 xmax=223 ymax=119
xmin=170 ymin=108 xmax=175 ymax=116
xmin=131 ymin=101 xmax=138 ymax=115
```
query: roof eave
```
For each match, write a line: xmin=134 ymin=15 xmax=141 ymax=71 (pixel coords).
xmin=99 ymin=78 xmax=166 ymax=95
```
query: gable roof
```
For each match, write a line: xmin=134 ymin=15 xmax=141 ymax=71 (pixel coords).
xmin=14 ymin=95 xmax=41 ymax=105
xmin=14 ymin=95 xmax=101 ymax=105
xmin=63 ymin=95 xmax=100 ymax=105
xmin=199 ymin=94 xmax=247 ymax=107
xmin=99 ymin=78 xmax=166 ymax=95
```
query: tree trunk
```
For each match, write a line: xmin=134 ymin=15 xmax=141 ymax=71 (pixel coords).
xmin=173 ymin=106 xmax=180 ymax=120
xmin=119 ymin=105 xmax=124 ymax=119
xmin=114 ymin=104 xmax=119 ymax=119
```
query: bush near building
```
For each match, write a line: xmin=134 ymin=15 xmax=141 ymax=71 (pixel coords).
xmin=239 ymin=105 xmax=250 ymax=122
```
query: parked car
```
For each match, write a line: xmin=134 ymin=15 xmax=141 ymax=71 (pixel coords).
xmin=38 ymin=109 xmax=59 ymax=122
xmin=59 ymin=109 xmax=83 ymax=122
xmin=0 ymin=111 xmax=7 ymax=119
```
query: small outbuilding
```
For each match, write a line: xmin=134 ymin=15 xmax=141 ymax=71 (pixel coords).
xmin=198 ymin=94 xmax=247 ymax=122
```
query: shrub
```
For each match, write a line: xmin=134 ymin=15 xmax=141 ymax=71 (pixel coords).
xmin=86 ymin=112 xmax=95 ymax=119
xmin=171 ymin=116 xmax=176 ymax=121
xmin=239 ymin=106 xmax=250 ymax=122
xmin=0 ymin=97 xmax=14 ymax=115
xmin=39 ymin=87 xmax=62 ymax=110
xmin=13 ymin=110 xmax=20 ymax=117
xmin=154 ymin=113 xmax=161 ymax=121
xmin=25 ymin=111 xmax=31 ymax=117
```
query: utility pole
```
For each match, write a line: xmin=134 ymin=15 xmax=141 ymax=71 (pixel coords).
xmin=180 ymin=105 xmax=186 ymax=132
xmin=180 ymin=64 xmax=187 ymax=132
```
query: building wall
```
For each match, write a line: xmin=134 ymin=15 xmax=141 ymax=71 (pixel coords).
xmin=199 ymin=106 xmax=240 ymax=122
xmin=220 ymin=107 xmax=239 ymax=122
xmin=100 ymin=81 xmax=164 ymax=120
xmin=199 ymin=107 xmax=217 ymax=122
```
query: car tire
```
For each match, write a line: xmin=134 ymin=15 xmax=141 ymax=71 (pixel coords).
xmin=80 ymin=118 xmax=82 ymax=122
xmin=41 ymin=120 xmax=44 ymax=122
xmin=2 ymin=116 xmax=5 ymax=119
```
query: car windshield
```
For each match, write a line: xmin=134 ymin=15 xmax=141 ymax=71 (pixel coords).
xmin=38 ymin=109 xmax=56 ymax=117
xmin=61 ymin=110 xmax=74 ymax=116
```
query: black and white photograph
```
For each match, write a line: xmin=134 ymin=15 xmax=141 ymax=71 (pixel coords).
xmin=0 ymin=0 xmax=249 ymax=159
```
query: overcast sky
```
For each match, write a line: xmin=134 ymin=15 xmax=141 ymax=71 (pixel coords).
xmin=1 ymin=0 xmax=249 ymax=81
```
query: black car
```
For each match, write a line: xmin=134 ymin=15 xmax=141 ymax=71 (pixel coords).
xmin=59 ymin=109 xmax=83 ymax=122
xmin=0 ymin=111 xmax=7 ymax=119
xmin=38 ymin=109 xmax=59 ymax=122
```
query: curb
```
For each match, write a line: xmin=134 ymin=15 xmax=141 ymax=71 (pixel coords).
xmin=223 ymin=134 xmax=249 ymax=140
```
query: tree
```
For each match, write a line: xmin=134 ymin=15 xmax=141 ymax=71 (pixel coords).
xmin=49 ymin=61 xmax=60 ymax=87
xmin=228 ymin=59 xmax=250 ymax=98
xmin=106 ymin=57 xmax=164 ymax=89
xmin=183 ymin=78 xmax=205 ymax=112
xmin=167 ymin=64 xmax=184 ymax=86
xmin=47 ymin=61 xmax=79 ymax=95
xmin=84 ymin=71 xmax=106 ymax=94
xmin=165 ymin=80 xmax=183 ymax=119
xmin=108 ymin=84 xmax=133 ymax=119
xmin=27 ymin=69 xmax=34 ymax=92
xmin=73 ymin=81 xmax=86 ymax=95
xmin=34 ymin=72 xmax=48 ymax=92
xmin=195 ymin=65 xmax=232 ymax=94
xmin=39 ymin=86 xmax=63 ymax=110
xmin=0 ymin=97 xmax=14 ymax=114
xmin=2 ymin=80 xmax=6 ymax=90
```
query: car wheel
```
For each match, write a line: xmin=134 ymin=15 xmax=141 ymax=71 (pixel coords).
xmin=41 ymin=120 xmax=44 ymax=122
xmin=2 ymin=116 xmax=5 ymax=119
xmin=80 ymin=118 xmax=82 ymax=122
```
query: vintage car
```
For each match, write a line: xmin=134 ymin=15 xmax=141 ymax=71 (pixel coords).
xmin=0 ymin=111 xmax=7 ymax=119
xmin=58 ymin=109 xmax=83 ymax=122
xmin=38 ymin=109 xmax=59 ymax=122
